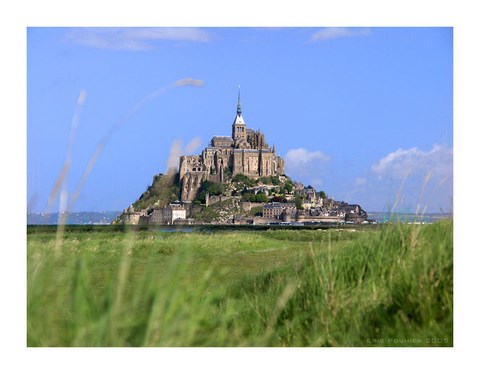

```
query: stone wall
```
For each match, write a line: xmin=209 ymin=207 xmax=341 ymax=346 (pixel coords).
xmin=207 ymin=195 xmax=237 ymax=205
xmin=253 ymin=216 xmax=281 ymax=225
xmin=296 ymin=215 xmax=343 ymax=223
xmin=240 ymin=201 xmax=264 ymax=212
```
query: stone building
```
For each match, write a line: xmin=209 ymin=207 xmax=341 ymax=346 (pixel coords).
xmin=121 ymin=205 xmax=147 ymax=225
xmin=147 ymin=202 xmax=187 ymax=225
xmin=148 ymin=209 xmax=165 ymax=224
xmin=305 ymin=188 xmax=317 ymax=203
xmin=179 ymin=90 xmax=285 ymax=201
xmin=263 ymin=202 xmax=296 ymax=220
xmin=164 ymin=202 xmax=187 ymax=224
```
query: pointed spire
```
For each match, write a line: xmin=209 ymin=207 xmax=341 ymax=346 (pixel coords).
xmin=237 ymin=85 xmax=242 ymax=114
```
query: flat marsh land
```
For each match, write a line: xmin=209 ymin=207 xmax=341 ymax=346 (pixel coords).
xmin=27 ymin=220 xmax=453 ymax=347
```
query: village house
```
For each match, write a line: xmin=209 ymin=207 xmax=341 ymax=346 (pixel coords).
xmin=147 ymin=209 xmax=164 ymax=224
xmin=163 ymin=202 xmax=187 ymax=224
xmin=263 ymin=202 xmax=297 ymax=220
xmin=145 ymin=202 xmax=187 ymax=225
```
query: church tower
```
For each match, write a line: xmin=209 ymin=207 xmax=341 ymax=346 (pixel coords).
xmin=232 ymin=87 xmax=247 ymax=144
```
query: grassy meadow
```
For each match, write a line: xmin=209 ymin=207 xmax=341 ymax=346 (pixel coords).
xmin=27 ymin=220 xmax=453 ymax=347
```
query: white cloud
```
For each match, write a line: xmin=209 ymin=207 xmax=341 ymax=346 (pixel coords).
xmin=354 ymin=177 xmax=367 ymax=186
xmin=371 ymin=144 xmax=453 ymax=180
xmin=311 ymin=178 xmax=324 ymax=188
xmin=173 ymin=78 xmax=205 ymax=88
xmin=342 ymin=145 xmax=454 ymax=213
xmin=284 ymin=148 xmax=330 ymax=181
xmin=310 ymin=27 xmax=372 ymax=42
xmin=64 ymin=27 xmax=211 ymax=51
xmin=284 ymin=148 xmax=330 ymax=166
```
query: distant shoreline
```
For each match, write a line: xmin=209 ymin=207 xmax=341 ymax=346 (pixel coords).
xmin=27 ymin=211 xmax=453 ymax=226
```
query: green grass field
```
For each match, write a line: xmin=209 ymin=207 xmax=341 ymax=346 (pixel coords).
xmin=27 ymin=220 xmax=453 ymax=347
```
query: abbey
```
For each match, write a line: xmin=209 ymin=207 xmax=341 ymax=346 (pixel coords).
xmin=179 ymin=91 xmax=285 ymax=201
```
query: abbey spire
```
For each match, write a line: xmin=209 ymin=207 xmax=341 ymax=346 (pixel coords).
xmin=237 ymin=85 xmax=242 ymax=115
xmin=232 ymin=85 xmax=246 ymax=140
xmin=233 ymin=86 xmax=245 ymax=124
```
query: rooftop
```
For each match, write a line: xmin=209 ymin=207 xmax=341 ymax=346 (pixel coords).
xmin=264 ymin=202 xmax=296 ymax=208
xmin=212 ymin=136 xmax=234 ymax=140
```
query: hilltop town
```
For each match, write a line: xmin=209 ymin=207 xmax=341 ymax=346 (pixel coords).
xmin=113 ymin=92 xmax=368 ymax=226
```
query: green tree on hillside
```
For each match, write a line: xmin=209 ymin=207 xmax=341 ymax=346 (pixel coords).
xmin=232 ymin=173 xmax=255 ymax=187
xmin=241 ymin=192 xmax=269 ymax=203
xmin=200 ymin=180 xmax=225 ymax=196
xmin=270 ymin=176 xmax=280 ymax=185
xmin=241 ymin=193 xmax=252 ymax=202
xmin=254 ymin=193 xmax=269 ymax=203
xmin=294 ymin=195 xmax=304 ymax=210
xmin=195 ymin=180 xmax=226 ymax=203
xmin=284 ymin=180 xmax=294 ymax=194
xmin=223 ymin=167 xmax=233 ymax=179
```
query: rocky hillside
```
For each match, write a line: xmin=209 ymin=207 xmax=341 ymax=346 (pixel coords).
xmin=113 ymin=171 xmax=303 ymax=224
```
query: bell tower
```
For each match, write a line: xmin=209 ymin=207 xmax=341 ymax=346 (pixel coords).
xmin=232 ymin=86 xmax=247 ymax=142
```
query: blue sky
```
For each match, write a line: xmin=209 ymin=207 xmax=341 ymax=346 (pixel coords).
xmin=27 ymin=27 xmax=453 ymax=213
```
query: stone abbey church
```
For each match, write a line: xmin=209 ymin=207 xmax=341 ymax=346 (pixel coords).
xmin=179 ymin=92 xmax=285 ymax=201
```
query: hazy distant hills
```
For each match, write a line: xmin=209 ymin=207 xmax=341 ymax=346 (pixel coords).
xmin=367 ymin=212 xmax=452 ymax=223
xmin=27 ymin=212 xmax=122 ymax=225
